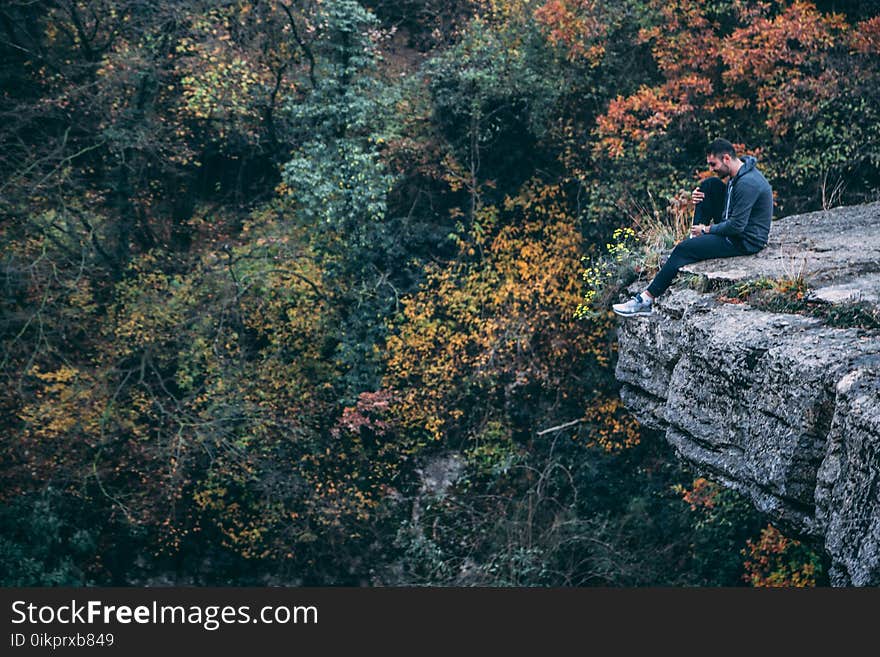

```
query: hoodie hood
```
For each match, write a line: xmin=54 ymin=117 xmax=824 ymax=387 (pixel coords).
xmin=736 ymin=155 xmax=757 ymax=179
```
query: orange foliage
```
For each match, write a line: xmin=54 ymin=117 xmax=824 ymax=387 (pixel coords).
xmin=332 ymin=390 xmax=396 ymax=439
xmin=742 ymin=524 xmax=821 ymax=587
xmin=384 ymin=181 xmax=613 ymax=440
xmin=676 ymin=477 xmax=722 ymax=511
xmin=595 ymin=80 xmax=711 ymax=158
xmin=638 ymin=0 xmax=720 ymax=79
xmin=850 ymin=15 xmax=880 ymax=55
xmin=594 ymin=0 xmax=856 ymax=154
xmin=582 ymin=396 xmax=640 ymax=452
xmin=721 ymin=1 xmax=848 ymax=135
xmin=593 ymin=0 xmax=720 ymax=156
xmin=533 ymin=0 xmax=607 ymax=64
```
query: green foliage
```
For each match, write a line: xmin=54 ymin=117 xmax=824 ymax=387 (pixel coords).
xmin=822 ymin=301 xmax=880 ymax=330
xmin=282 ymin=1 xmax=396 ymax=231
xmin=388 ymin=434 xmax=772 ymax=586
xmin=724 ymin=275 xmax=811 ymax=314
xmin=463 ymin=422 xmax=523 ymax=479
xmin=575 ymin=227 xmax=639 ymax=318
xmin=0 ymin=489 xmax=97 ymax=586
xmin=425 ymin=13 xmax=568 ymax=202
xmin=279 ymin=0 xmax=409 ymax=399
xmin=766 ymin=91 xmax=880 ymax=212
xmin=719 ymin=276 xmax=880 ymax=329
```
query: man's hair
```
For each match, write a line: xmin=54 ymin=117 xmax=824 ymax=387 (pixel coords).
xmin=706 ymin=138 xmax=736 ymax=158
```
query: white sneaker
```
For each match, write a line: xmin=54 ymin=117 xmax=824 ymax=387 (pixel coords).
xmin=612 ymin=293 xmax=653 ymax=317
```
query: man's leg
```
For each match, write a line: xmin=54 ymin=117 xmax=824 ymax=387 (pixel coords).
xmin=646 ymin=234 xmax=746 ymax=298
xmin=693 ymin=177 xmax=726 ymax=225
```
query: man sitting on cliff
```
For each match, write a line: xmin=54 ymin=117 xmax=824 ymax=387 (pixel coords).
xmin=612 ymin=138 xmax=773 ymax=317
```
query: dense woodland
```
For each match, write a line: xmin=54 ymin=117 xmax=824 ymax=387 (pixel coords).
xmin=2 ymin=0 xmax=878 ymax=586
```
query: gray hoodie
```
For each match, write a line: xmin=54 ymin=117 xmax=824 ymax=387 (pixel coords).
xmin=707 ymin=155 xmax=773 ymax=253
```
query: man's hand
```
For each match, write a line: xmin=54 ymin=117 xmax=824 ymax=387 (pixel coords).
xmin=691 ymin=187 xmax=705 ymax=204
xmin=690 ymin=223 xmax=710 ymax=238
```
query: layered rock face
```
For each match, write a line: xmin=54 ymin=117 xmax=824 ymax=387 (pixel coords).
xmin=614 ymin=201 xmax=880 ymax=586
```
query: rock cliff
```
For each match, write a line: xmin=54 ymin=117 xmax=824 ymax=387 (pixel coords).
xmin=614 ymin=201 xmax=880 ymax=586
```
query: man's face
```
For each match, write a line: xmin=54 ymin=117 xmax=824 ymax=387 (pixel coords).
xmin=707 ymin=153 xmax=732 ymax=178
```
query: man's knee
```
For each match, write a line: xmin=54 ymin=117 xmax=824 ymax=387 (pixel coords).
xmin=669 ymin=234 xmax=725 ymax=266
xmin=699 ymin=176 xmax=726 ymax=195
xmin=671 ymin=238 xmax=699 ymax=258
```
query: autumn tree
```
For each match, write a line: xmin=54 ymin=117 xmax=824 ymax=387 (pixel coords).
xmin=587 ymin=0 xmax=880 ymax=212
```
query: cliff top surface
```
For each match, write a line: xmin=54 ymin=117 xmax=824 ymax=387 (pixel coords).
xmin=682 ymin=200 xmax=880 ymax=306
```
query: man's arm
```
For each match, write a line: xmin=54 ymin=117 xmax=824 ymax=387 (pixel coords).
xmin=708 ymin=179 xmax=759 ymax=237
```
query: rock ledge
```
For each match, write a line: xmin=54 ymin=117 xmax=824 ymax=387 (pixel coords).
xmin=615 ymin=202 xmax=880 ymax=586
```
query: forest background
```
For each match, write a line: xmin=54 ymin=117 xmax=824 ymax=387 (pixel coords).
xmin=2 ymin=0 xmax=878 ymax=586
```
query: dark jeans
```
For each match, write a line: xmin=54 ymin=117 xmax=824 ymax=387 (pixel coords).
xmin=646 ymin=177 xmax=747 ymax=298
